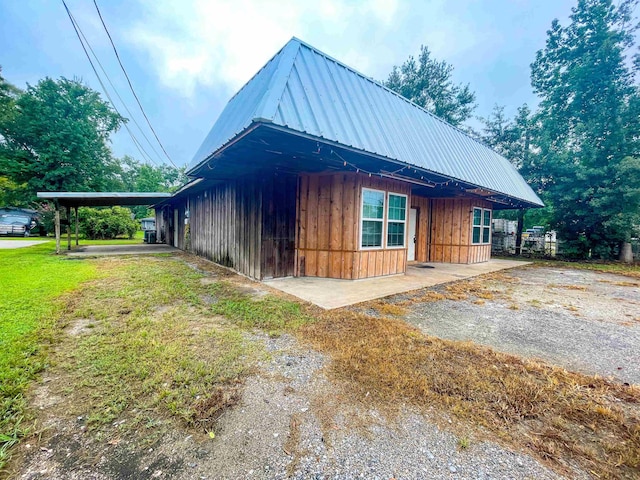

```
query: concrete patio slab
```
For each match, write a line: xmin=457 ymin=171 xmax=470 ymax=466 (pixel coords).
xmin=264 ymin=259 xmax=530 ymax=309
xmin=67 ymin=244 xmax=178 ymax=256
xmin=0 ymin=239 xmax=50 ymax=249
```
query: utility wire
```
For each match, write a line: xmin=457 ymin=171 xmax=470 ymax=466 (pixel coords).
xmin=61 ymin=0 xmax=159 ymax=166
xmin=93 ymin=0 xmax=178 ymax=168
xmin=74 ymin=15 xmax=165 ymax=164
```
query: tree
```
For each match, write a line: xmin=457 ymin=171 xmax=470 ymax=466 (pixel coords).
xmin=479 ymin=104 xmax=551 ymax=254
xmin=0 ymin=68 xmax=26 ymax=206
xmin=113 ymin=155 xmax=187 ymax=217
xmin=385 ymin=45 xmax=476 ymax=126
xmin=530 ymin=0 xmax=640 ymax=259
xmin=0 ymin=77 xmax=124 ymax=202
xmin=115 ymin=155 xmax=186 ymax=193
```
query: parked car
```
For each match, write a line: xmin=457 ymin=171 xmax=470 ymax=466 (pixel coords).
xmin=0 ymin=208 xmax=43 ymax=237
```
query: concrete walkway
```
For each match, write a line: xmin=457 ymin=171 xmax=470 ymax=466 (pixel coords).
xmin=0 ymin=239 xmax=50 ymax=249
xmin=67 ymin=244 xmax=178 ymax=256
xmin=264 ymin=259 xmax=529 ymax=309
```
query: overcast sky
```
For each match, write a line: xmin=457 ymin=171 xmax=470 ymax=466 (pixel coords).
xmin=0 ymin=0 xmax=576 ymax=168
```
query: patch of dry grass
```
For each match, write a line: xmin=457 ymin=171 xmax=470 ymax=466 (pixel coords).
xmin=300 ymin=312 xmax=640 ymax=479
xmin=613 ymin=281 xmax=640 ymax=287
xmin=369 ymin=301 xmax=408 ymax=317
xmin=532 ymin=260 xmax=640 ymax=279
xmin=441 ymin=272 xmax=516 ymax=302
xmin=548 ymin=283 xmax=588 ymax=291
xmin=366 ymin=272 xmax=516 ymax=314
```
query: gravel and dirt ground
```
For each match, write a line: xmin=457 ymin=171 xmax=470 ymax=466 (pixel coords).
xmin=404 ymin=265 xmax=640 ymax=385
xmin=14 ymin=333 xmax=562 ymax=480
xmin=8 ymin=258 xmax=639 ymax=480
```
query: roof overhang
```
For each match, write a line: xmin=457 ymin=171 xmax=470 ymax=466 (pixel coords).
xmin=186 ymin=123 xmax=543 ymax=210
xmin=37 ymin=192 xmax=172 ymax=208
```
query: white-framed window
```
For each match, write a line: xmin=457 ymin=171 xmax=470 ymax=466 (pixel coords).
xmin=360 ymin=189 xmax=408 ymax=249
xmin=387 ymin=193 xmax=407 ymax=248
xmin=361 ymin=188 xmax=385 ymax=248
xmin=472 ymin=207 xmax=491 ymax=244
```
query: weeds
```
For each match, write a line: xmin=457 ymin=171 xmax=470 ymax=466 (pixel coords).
xmin=58 ymin=259 xmax=261 ymax=434
xmin=208 ymin=281 xmax=313 ymax=335
xmin=300 ymin=311 xmax=640 ymax=479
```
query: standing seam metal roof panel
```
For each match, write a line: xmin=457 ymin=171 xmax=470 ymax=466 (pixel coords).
xmin=188 ymin=37 xmax=543 ymax=206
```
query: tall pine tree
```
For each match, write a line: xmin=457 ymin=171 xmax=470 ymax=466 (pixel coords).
xmin=385 ymin=45 xmax=476 ymax=127
xmin=531 ymin=0 xmax=640 ymax=259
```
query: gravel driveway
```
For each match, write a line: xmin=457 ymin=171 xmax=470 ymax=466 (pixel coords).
xmin=17 ymin=333 xmax=564 ymax=480
xmin=406 ymin=266 xmax=640 ymax=385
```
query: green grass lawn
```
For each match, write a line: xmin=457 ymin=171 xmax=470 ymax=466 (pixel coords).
xmin=0 ymin=230 xmax=144 ymax=246
xmin=0 ymin=244 xmax=97 ymax=469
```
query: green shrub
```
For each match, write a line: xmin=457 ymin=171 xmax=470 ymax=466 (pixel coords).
xmin=79 ymin=206 xmax=138 ymax=240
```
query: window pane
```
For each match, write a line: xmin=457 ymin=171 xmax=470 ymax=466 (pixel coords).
xmin=362 ymin=190 xmax=384 ymax=219
xmin=472 ymin=226 xmax=481 ymax=244
xmin=473 ymin=208 xmax=482 ymax=226
xmin=387 ymin=222 xmax=405 ymax=247
xmin=482 ymin=226 xmax=490 ymax=243
xmin=483 ymin=209 xmax=491 ymax=227
xmin=388 ymin=194 xmax=406 ymax=221
xmin=362 ymin=220 xmax=383 ymax=247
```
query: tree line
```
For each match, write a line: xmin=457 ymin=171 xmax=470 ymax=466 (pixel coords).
xmin=0 ymin=73 xmax=186 ymax=214
xmin=385 ymin=0 xmax=640 ymax=260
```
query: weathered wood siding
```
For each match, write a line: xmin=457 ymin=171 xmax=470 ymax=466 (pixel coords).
xmin=428 ymin=198 xmax=492 ymax=264
xmin=186 ymin=175 xmax=297 ymax=280
xmin=261 ymin=174 xmax=297 ymax=279
xmin=188 ymin=179 xmax=263 ymax=279
xmin=296 ymin=172 xmax=410 ymax=279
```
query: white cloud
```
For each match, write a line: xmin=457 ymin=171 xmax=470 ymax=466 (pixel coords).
xmin=125 ymin=0 xmax=399 ymax=98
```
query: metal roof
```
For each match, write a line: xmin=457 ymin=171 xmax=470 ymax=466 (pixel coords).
xmin=189 ymin=38 xmax=543 ymax=207
xmin=37 ymin=192 xmax=172 ymax=207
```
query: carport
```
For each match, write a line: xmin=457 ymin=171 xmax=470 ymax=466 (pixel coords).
xmin=37 ymin=192 xmax=171 ymax=254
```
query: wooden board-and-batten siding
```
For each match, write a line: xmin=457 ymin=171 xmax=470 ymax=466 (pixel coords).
xmin=428 ymin=198 xmax=492 ymax=264
xmin=186 ymin=175 xmax=296 ymax=280
xmin=295 ymin=172 xmax=410 ymax=280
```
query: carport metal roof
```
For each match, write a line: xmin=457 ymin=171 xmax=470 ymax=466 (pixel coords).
xmin=37 ymin=192 xmax=172 ymax=207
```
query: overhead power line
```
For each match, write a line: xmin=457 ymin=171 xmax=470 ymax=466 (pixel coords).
xmin=93 ymin=0 xmax=178 ymax=168
xmin=73 ymin=16 xmax=165 ymax=164
xmin=61 ymin=0 xmax=159 ymax=166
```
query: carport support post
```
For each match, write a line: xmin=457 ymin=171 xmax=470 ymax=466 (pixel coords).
xmin=75 ymin=207 xmax=79 ymax=246
xmin=54 ymin=202 xmax=61 ymax=255
xmin=66 ymin=206 xmax=71 ymax=251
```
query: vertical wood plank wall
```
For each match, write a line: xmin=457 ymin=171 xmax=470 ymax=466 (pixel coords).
xmin=188 ymin=179 xmax=263 ymax=279
xmin=182 ymin=174 xmax=297 ymax=280
xmin=162 ymin=173 xmax=494 ymax=280
xmin=428 ymin=198 xmax=492 ymax=264
xmin=296 ymin=172 xmax=410 ymax=279
xmin=261 ymin=174 xmax=297 ymax=279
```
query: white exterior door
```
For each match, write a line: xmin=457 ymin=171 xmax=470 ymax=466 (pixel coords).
xmin=408 ymin=208 xmax=417 ymax=261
